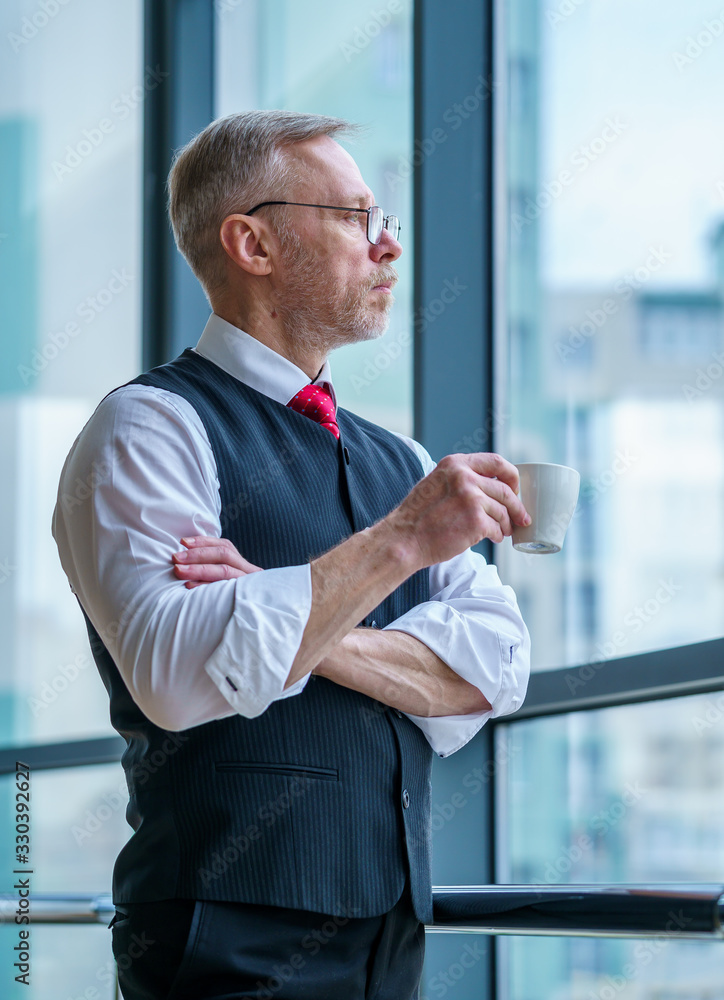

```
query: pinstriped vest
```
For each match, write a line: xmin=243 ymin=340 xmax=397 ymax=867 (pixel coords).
xmin=86 ymin=350 xmax=434 ymax=922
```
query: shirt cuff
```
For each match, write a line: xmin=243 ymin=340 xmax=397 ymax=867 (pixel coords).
xmin=204 ymin=564 xmax=312 ymax=718
xmin=382 ymin=599 xmax=530 ymax=756
xmin=402 ymin=710 xmax=494 ymax=758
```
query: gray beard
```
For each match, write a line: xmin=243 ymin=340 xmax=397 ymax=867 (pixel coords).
xmin=275 ymin=228 xmax=395 ymax=356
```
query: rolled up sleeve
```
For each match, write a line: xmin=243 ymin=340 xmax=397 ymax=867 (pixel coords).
xmin=387 ymin=434 xmax=531 ymax=756
xmin=383 ymin=549 xmax=530 ymax=756
xmin=52 ymin=385 xmax=313 ymax=732
xmin=204 ymin=564 xmax=312 ymax=718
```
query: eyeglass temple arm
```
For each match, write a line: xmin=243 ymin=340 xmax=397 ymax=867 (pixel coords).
xmin=245 ymin=201 xmax=374 ymax=216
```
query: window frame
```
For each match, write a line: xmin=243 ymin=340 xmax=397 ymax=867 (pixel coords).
xmin=142 ymin=0 xmax=214 ymax=369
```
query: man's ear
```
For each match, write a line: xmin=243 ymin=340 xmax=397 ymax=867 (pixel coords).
xmin=219 ymin=215 xmax=273 ymax=276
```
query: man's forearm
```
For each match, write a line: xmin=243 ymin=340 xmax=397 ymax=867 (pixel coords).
xmin=312 ymin=628 xmax=491 ymax=717
xmin=285 ymin=520 xmax=421 ymax=687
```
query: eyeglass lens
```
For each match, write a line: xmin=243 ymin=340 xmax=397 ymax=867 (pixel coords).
xmin=368 ymin=206 xmax=400 ymax=244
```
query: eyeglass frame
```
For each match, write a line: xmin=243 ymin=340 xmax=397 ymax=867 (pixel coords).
xmin=243 ymin=201 xmax=401 ymax=245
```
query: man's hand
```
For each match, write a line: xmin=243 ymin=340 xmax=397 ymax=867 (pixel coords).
xmin=172 ymin=536 xmax=262 ymax=588
xmin=386 ymin=452 xmax=530 ymax=570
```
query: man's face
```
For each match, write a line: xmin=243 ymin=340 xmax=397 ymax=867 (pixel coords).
xmin=270 ymin=136 xmax=402 ymax=351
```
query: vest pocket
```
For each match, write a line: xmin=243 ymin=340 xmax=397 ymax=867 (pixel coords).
xmin=214 ymin=761 xmax=339 ymax=781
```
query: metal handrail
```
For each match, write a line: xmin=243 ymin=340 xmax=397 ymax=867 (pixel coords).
xmin=3 ymin=885 xmax=724 ymax=939
xmin=0 ymin=893 xmax=114 ymax=925
xmin=431 ymin=884 xmax=724 ymax=938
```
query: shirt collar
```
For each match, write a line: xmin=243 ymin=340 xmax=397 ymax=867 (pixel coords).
xmin=194 ymin=313 xmax=337 ymax=409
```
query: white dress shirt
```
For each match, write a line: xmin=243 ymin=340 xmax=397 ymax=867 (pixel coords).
xmin=52 ymin=314 xmax=529 ymax=756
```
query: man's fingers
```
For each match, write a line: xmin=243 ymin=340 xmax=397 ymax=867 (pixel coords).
xmin=477 ymin=476 xmax=530 ymax=527
xmin=173 ymin=536 xmax=263 ymax=574
xmin=463 ymin=452 xmax=521 ymax=493
xmin=172 ymin=535 xmax=263 ymax=585
xmin=180 ymin=535 xmax=220 ymax=547
xmin=479 ymin=494 xmax=514 ymax=538
xmin=173 ymin=544 xmax=246 ymax=568
xmin=173 ymin=562 xmax=245 ymax=583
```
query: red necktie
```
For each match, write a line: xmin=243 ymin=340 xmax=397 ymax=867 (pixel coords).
xmin=287 ymin=382 xmax=340 ymax=439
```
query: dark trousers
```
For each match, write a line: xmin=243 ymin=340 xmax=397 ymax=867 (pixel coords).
xmin=111 ymin=886 xmax=425 ymax=1000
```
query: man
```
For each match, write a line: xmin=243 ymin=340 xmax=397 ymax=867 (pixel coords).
xmin=53 ymin=110 xmax=531 ymax=1000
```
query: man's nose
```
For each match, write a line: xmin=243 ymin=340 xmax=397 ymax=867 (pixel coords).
xmin=369 ymin=227 xmax=402 ymax=263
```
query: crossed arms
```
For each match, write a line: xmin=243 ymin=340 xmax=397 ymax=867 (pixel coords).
xmin=53 ymin=385 xmax=531 ymax=752
xmin=172 ymin=442 xmax=532 ymax=721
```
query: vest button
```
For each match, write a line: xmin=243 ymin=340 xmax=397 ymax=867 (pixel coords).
xmin=402 ymin=789 xmax=411 ymax=809
xmin=395 ymin=710 xmax=403 ymax=719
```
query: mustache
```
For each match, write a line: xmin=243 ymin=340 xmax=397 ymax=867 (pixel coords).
xmin=368 ymin=266 xmax=399 ymax=290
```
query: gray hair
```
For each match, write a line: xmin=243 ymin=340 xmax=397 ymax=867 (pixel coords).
xmin=167 ymin=110 xmax=359 ymax=299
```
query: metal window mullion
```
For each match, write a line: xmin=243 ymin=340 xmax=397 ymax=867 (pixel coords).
xmin=142 ymin=0 xmax=214 ymax=370
xmin=414 ymin=1 xmax=497 ymax=996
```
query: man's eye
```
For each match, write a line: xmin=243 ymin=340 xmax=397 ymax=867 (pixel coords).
xmin=346 ymin=212 xmax=361 ymax=223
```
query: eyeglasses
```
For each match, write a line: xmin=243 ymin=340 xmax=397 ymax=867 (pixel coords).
xmin=244 ymin=201 xmax=401 ymax=245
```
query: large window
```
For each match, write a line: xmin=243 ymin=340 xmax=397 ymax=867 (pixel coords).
xmin=0 ymin=0 xmax=143 ymax=749
xmin=497 ymin=0 xmax=724 ymax=673
xmin=1 ymin=1 xmax=142 ymax=996
xmin=492 ymin=1 xmax=724 ymax=996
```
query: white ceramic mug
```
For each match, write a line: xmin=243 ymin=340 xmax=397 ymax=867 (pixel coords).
xmin=512 ymin=463 xmax=580 ymax=554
